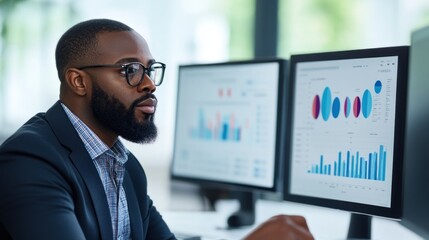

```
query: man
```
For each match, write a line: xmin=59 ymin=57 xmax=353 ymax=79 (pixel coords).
xmin=0 ymin=19 xmax=313 ymax=240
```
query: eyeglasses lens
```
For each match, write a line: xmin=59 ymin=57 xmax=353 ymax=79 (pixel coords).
xmin=125 ymin=62 xmax=164 ymax=86
xmin=149 ymin=63 xmax=164 ymax=86
xmin=126 ymin=63 xmax=143 ymax=86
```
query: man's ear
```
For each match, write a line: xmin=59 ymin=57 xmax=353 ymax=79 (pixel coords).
xmin=65 ymin=68 xmax=89 ymax=96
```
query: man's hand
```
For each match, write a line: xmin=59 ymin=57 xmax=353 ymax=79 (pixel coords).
xmin=243 ymin=215 xmax=314 ymax=240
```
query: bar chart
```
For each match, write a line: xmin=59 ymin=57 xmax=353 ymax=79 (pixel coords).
xmin=308 ymin=145 xmax=387 ymax=181
xmin=189 ymin=109 xmax=250 ymax=142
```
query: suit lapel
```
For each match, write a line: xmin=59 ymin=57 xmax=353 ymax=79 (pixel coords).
xmin=124 ymin=172 xmax=144 ymax=239
xmin=45 ymin=101 xmax=113 ymax=240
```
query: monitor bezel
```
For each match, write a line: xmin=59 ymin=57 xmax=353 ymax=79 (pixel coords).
xmin=171 ymin=58 xmax=289 ymax=193
xmin=283 ymin=46 xmax=409 ymax=219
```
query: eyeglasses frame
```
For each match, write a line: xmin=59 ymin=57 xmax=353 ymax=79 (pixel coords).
xmin=76 ymin=61 xmax=166 ymax=86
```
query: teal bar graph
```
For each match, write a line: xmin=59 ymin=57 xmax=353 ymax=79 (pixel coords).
xmin=307 ymin=145 xmax=387 ymax=181
xmin=191 ymin=109 xmax=243 ymax=142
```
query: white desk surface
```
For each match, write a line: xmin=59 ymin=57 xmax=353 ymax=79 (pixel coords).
xmin=161 ymin=199 xmax=424 ymax=240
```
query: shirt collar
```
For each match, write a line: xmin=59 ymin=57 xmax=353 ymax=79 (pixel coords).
xmin=61 ymin=103 xmax=129 ymax=162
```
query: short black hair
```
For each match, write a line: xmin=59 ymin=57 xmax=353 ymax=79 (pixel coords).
xmin=55 ymin=18 xmax=133 ymax=82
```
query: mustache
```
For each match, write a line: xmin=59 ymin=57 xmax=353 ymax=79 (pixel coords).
xmin=131 ymin=93 xmax=158 ymax=109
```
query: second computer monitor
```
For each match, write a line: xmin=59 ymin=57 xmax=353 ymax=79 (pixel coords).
xmin=284 ymin=46 xmax=409 ymax=219
xmin=172 ymin=59 xmax=288 ymax=192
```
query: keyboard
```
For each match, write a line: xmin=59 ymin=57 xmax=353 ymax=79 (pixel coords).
xmin=174 ymin=232 xmax=202 ymax=240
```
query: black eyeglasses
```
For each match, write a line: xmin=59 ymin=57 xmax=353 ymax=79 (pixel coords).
xmin=77 ymin=62 xmax=166 ymax=86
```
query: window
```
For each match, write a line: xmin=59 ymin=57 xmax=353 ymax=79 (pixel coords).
xmin=278 ymin=0 xmax=429 ymax=57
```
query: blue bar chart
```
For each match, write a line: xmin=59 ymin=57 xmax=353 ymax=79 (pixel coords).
xmin=308 ymin=145 xmax=387 ymax=181
xmin=190 ymin=109 xmax=248 ymax=142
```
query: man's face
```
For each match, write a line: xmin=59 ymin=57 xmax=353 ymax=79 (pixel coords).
xmin=85 ymin=30 xmax=159 ymax=143
xmin=91 ymin=81 xmax=157 ymax=143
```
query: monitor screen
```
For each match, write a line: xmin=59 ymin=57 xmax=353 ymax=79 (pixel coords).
xmin=284 ymin=46 xmax=409 ymax=219
xmin=171 ymin=59 xmax=288 ymax=192
xmin=401 ymin=26 xmax=429 ymax=238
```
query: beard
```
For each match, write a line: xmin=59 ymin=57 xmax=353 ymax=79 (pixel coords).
xmin=91 ymin=83 xmax=158 ymax=144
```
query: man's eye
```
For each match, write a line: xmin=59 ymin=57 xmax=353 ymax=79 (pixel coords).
xmin=126 ymin=64 xmax=141 ymax=75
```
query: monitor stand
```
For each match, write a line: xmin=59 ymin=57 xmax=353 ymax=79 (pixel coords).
xmin=347 ymin=213 xmax=372 ymax=239
xmin=226 ymin=191 xmax=256 ymax=228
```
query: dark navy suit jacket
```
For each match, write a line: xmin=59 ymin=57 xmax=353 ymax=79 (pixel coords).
xmin=0 ymin=101 xmax=175 ymax=240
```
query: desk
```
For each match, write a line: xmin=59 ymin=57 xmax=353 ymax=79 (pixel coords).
xmin=162 ymin=199 xmax=424 ymax=240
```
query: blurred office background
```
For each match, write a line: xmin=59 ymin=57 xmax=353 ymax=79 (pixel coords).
xmin=1 ymin=0 xmax=429 ymax=210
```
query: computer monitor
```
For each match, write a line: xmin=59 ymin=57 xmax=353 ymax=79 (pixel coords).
xmin=283 ymin=46 xmax=409 ymax=239
xmin=400 ymin=25 xmax=429 ymax=239
xmin=171 ymin=59 xmax=289 ymax=227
